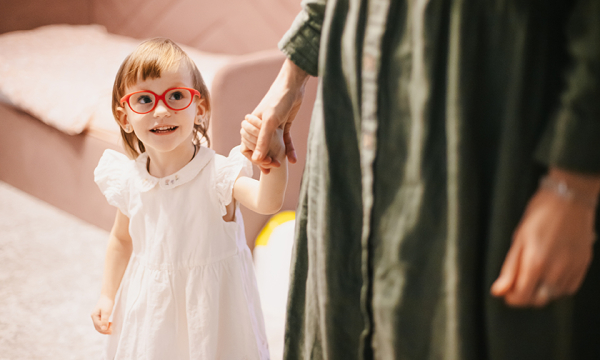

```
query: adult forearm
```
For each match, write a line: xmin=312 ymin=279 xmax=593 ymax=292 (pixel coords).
xmin=277 ymin=58 xmax=311 ymax=94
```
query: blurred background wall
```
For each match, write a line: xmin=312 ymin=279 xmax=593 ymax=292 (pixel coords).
xmin=0 ymin=0 xmax=301 ymax=54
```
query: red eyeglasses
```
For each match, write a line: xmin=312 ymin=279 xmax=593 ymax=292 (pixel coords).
xmin=120 ymin=87 xmax=201 ymax=114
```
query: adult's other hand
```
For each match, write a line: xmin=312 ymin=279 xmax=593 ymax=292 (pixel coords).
xmin=491 ymin=169 xmax=600 ymax=307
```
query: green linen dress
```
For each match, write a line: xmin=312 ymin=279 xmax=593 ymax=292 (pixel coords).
xmin=279 ymin=0 xmax=600 ymax=359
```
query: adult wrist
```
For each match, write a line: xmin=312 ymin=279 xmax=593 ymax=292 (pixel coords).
xmin=541 ymin=171 xmax=600 ymax=209
xmin=280 ymin=58 xmax=310 ymax=90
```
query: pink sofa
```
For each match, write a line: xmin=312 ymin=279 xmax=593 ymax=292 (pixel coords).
xmin=0 ymin=0 xmax=316 ymax=249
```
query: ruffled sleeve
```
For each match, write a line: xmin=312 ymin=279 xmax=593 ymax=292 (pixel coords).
xmin=214 ymin=145 xmax=254 ymax=216
xmin=94 ymin=149 xmax=132 ymax=217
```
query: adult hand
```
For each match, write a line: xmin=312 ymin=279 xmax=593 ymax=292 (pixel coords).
xmin=240 ymin=58 xmax=310 ymax=174
xmin=241 ymin=114 xmax=286 ymax=164
xmin=91 ymin=295 xmax=114 ymax=334
xmin=491 ymin=170 xmax=600 ymax=307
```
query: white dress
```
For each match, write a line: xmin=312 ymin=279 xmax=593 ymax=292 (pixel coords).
xmin=94 ymin=146 xmax=269 ymax=360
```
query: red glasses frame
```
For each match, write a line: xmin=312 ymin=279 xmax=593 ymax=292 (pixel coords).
xmin=120 ymin=87 xmax=202 ymax=114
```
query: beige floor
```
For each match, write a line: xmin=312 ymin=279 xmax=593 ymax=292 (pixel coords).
xmin=0 ymin=181 xmax=106 ymax=359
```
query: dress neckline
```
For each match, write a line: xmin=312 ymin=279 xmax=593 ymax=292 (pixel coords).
xmin=133 ymin=146 xmax=214 ymax=191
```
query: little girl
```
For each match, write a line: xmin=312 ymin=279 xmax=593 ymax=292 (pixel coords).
xmin=90 ymin=38 xmax=286 ymax=360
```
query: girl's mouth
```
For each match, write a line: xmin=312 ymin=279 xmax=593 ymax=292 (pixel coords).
xmin=150 ymin=126 xmax=178 ymax=134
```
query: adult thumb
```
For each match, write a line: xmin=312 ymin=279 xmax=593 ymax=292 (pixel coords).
xmin=490 ymin=241 xmax=522 ymax=297
xmin=252 ymin=115 xmax=278 ymax=162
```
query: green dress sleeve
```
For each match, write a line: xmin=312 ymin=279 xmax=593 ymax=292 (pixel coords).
xmin=278 ymin=0 xmax=328 ymax=77
xmin=535 ymin=0 xmax=600 ymax=173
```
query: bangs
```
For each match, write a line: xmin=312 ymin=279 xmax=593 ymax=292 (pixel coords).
xmin=122 ymin=41 xmax=184 ymax=89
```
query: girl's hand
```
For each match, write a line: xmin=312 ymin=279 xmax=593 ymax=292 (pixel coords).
xmin=241 ymin=114 xmax=285 ymax=165
xmin=91 ymin=295 xmax=114 ymax=334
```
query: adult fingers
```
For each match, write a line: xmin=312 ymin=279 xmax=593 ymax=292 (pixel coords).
xmin=531 ymin=265 xmax=577 ymax=307
xmin=283 ymin=122 xmax=297 ymax=164
xmin=504 ymin=242 xmax=545 ymax=307
xmin=241 ymin=135 xmax=277 ymax=169
xmin=540 ymin=265 xmax=569 ymax=303
xmin=531 ymin=283 xmax=553 ymax=307
xmin=244 ymin=114 xmax=282 ymax=170
xmin=251 ymin=114 xmax=279 ymax=162
xmin=528 ymin=257 xmax=567 ymax=307
xmin=240 ymin=142 xmax=253 ymax=162
xmin=240 ymin=128 xmax=274 ymax=169
xmin=564 ymin=258 xmax=591 ymax=295
xmin=491 ymin=238 xmax=522 ymax=297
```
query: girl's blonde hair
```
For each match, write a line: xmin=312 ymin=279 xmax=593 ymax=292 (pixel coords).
xmin=112 ymin=38 xmax=211 ymax=158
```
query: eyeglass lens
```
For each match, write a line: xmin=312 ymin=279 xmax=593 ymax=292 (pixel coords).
xmin=129 ymin=89 xmax=194 ymax=113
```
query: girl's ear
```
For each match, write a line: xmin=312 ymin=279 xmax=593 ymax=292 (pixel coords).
xmin=116 ymin=106 xmax=134 ymax=133
xmin=194 ymin=98 xmax=207 ymax=125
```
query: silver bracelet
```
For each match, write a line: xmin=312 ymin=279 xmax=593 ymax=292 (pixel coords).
xmin=539 ymin=176 xmax=598 ymax=209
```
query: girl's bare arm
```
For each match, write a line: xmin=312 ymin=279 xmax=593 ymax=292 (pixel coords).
xmin=91 ymin=209 xmax=132 ymax=334
xmin=234 ymin=117 xmax=288 ymax=215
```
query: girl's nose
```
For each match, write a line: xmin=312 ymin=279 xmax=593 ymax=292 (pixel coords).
xmin=153 ymin=100 xmax=171 ymax=117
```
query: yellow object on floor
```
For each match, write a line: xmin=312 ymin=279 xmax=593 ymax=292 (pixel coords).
xmin=255 ymin=210 xmax=295 ymax=247
xmin=253 ymin=211 xmax=296 ymax=360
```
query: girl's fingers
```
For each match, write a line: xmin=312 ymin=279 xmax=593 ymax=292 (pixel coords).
xmin=240 ymin=130 xmax=258 ymax=146
xmin=241 ymin=136 xmax=257 ymax=152
xmin=100 ymin=309 xmax=111 ymax=331
xmin=91 ymin=309 xmax=101 ymax=328
xmin=91 ymin=308 xmax=112 ymax=334
xmin=241 ymin=119 xmax=260 ymax=138
xmin=244 ymin=114 xmax=262 ymax=128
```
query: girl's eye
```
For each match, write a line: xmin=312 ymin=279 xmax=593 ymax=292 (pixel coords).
xmin=137 ymin=95 xmax=153 ymax=104
xmin=169 ymin=91 xmax=185 ymax=101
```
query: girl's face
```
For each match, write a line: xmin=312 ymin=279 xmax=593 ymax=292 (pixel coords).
xmin=117 ymin=64 xmax=205 ymax=157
